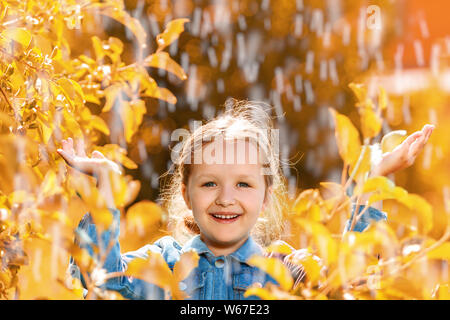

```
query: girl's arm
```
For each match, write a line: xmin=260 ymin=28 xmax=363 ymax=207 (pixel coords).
xmin=59 ymin=138 xmax=167 ymax=299
xmin=68 ymin=209 xmax=166 ymax=299
xmin=347 ymin=124 xmax=434 ymax=232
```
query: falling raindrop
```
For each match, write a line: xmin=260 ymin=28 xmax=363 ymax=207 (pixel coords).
xmin=238 ymin=15 xmax=247 ymax=31
xmin=161 ymin=129 xmax=170 ymax=147
xmin=414 ymin=40 xmax=425 ymax=67
xmin=310 ymin=9 xmax=324 ymax=36
xmin=294 ymin=14 xmax=303 ymax=38
xmin=207 ymin=47 xmax=218 ymax=67
xmin=271 ymin=90 xmax=284 ymax=122
xmin=322 ymin=22 xmax=331 ymax=47
xmin=342 ymin=22 xmax=351 ymax=46
xmin=236 ymin=32 xmax=246 ymax=67
xmin=304 ymin=80 xmax=315 ymax=105
xmin=294 ymin=74 xmax=303 ymax=93
xmin=419 ymin=16 xmax=430 ymax=38
xmin=328 ymin=59 xmax=339 ymax=85
xmin=402 ymin=95 xmax=411 ymax=125
xmin=422 ymin=143 xmax=432 ymax=170
xmin=261 ymin=0 xmax=270 ymax=11
xmin=190 ymin=7 xmax=202 ymax=36
xmin=138 ymin=139 xmax=148 ymax=161
xmin=430 ymin=44 xmax=441 ymax=75
xmin=429 ymin=108 xmax=437 ymax=126
xmin=293 ymin=95 xmax=302 ymax=112
xmin=305 ymin=50 xmax=314 ymax=74
xmin=274 ymin=67 xmax=284 ymax=93
xmin=148 ymin=13 xmax=160 ymax=37
xmin=202 ymin=104 xmax=216 ymax=120
xmin=151 ymin=173 xmax=159 ymax=189
xmin=264 ymin=17 xmax=271 ymax=30
xmin=288 ymin=176 xmax=297 ymax=200
xmin=395 ymin=43 xmax=404 ymax=76
xmin=375 ymin=50 xmax=385 ymax=71
xmin=220 ymin=38 xmax=232 ymax=71
xmin=217 ymin=78 xmax=225 ymax=93
xmin=319 ymin=59 xmax=327 ymax=82
xmin=200 ymin=10 xmax=212 ymax=38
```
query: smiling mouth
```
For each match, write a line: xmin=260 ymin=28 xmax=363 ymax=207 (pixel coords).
xmin=210 ymin=213 xmax=241 ymax=223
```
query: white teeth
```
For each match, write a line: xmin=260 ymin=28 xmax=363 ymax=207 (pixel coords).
xmin=213 ymin=214 xmax=238 ymax=219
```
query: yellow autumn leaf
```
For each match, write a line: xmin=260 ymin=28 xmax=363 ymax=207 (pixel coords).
xmin=383 ymin=195 xmax=433 ymax=235
xmin=265 ymin=240 xmax=295 ymax=256
xmin=427 ymin=242 xmax=450 ymax=260
xmin=93 ymin=144 xmax=138 ymax=169
xmin=381 ymin=130 xmax=407 ymax=153
xmin=144 ymin=51 xmax=187 ymax=80
xmin=378 ymin=86 xmax=388 ymax=111
xmin=1 ymin=27 xmax=32 ymax=48
xmin=102 ymin=84 xmax=122 ymax=113
xmin=156 ymin=18 xmax=189 ymax=52
xmin=359 ymin=100 xmax=382 ymax=139
xmin=91 ymin=4 xmax=147 ymax=49
xmin=67 ymin=244 xmax=95 ymax=272
xmin=244 ymin=286 xmax=279 ymax=300
xmin=144 ymin=85 xmax=177 ymax=105
xmin=124 ymin=251 xmax=173 ymax=290
xmin=119 ymin=99 xmax=147 ymax=142
xmin=349 ymin=82 xmax=367 ymax=104
xmin=247 ymin=255 xmax=294 ymax=291
xmin=126 ymin=200 xmax=163 ymax=236
xmin=348 ymin=144 xmax=372 ymax=182
xmin=433 ymin=284 xmax=450 ymax=300
xmin=295 ymin=218 xmax=338 ymax=265
xmin=90 ymin=115 xmax=110 ymax=135
xmin=173 ymin=251 xmax=200 ymax=282
xmin=329 ymin=108 xmax=362 ymax=167
xmin=40 ymin=170 xmax=63 ymax=197
xmin=358 ymin=176 xmax=409 ymax=205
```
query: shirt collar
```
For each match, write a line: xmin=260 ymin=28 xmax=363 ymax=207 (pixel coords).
xmin=181 ymin=235 xmax=263 ymax=264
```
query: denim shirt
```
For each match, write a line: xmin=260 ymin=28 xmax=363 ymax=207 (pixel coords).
xmin=68 ymin=205 xmax=386 ymax=300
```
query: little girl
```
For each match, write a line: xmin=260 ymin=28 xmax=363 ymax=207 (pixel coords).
xmin=58 ymin=100 xmax=433 ymax=300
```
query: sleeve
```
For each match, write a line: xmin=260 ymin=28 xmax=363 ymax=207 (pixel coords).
xmin=343 ymin=204 xmax=388 ymax=234
xmin=67 ymin=209 xmax=166 ymax=300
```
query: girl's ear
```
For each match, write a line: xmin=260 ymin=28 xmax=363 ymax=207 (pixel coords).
xmin=181 ymin=183 xmax=192 ymax=210
xmin=262 ymin=185 xmax=273 ymax=211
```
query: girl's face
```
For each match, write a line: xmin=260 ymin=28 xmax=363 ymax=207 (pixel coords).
xmin=182 ymin=139 xmax=272 ymax=256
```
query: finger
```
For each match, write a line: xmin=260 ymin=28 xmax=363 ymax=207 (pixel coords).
xmin=401 ymin=131 xmax=422 ymax=149
xmin=75 ymin=139 xmax=86 ymax=157
xmin=409 ymin=134 xmax=426 ymax=157
xmin=424 ymin=124 xmax=435 ymax=140
xmin=62 ymin=139 xmax=75 ymax=156
xmin=57 ymin=149 xmax=75 ymax=167
xmin=91 ymin=150 xmax=105 ymax=159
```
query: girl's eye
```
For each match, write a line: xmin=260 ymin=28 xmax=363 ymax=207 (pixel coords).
xmin=237 ymin=182 xmax=250 ymax=188
xmin=202 ymin=181 xmax=216 ymax=187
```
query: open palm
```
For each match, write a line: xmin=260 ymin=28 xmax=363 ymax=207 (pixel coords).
xmin=373 ymin=124 xmax=434 ymax=177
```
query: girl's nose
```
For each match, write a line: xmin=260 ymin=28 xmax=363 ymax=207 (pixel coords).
xmin=215 ymin=186 xmax=236 ymax=206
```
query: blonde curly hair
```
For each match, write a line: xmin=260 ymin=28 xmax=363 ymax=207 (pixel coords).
xmin=159 ymin=99 xmax=288 ymax=247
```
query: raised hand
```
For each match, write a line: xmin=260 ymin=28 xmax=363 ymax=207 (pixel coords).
xmin=57 ymin=138 xmax=122 ymax=177
xmin=372 ymin=124 xmax=435 ymax=177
